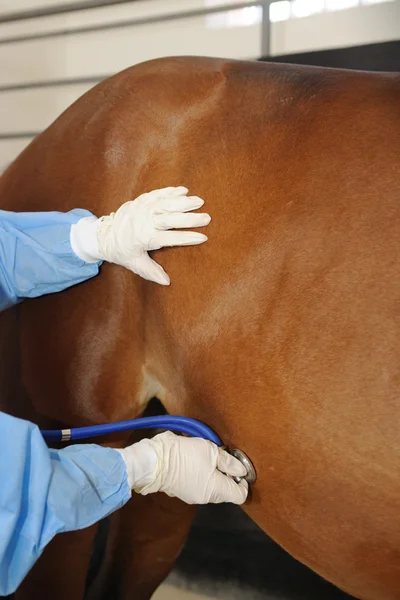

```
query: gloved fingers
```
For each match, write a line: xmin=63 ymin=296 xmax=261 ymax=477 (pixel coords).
xmin=154 ymin=231 xmax=208 ymax=248
xmin=153 ymin=212 xmax=211 ymax=231
xmin=210 ymin=471 xmax=249 ymax=505
xmin=217 ymin=449 xmax=247 ymax=478
xmin=148 ymin=186 xmax=189 ymax=199
xmin=158 ymin=186 xmax=189 ymax=197
xmin=157 ymin=196 xmax=205 ymax=214
xmin=131 ymin=254 xmax=170 ymax=286
xmin=133 ymin=187 xmax=189 ymax=205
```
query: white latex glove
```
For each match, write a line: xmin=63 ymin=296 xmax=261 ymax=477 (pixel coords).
xmin=116 ymin=431 xmax=249 ymax=505
xmin=70 ymin=187 xmax=210 ymax=285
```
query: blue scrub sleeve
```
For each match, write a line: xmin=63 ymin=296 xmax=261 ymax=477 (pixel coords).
xmin=0 ymin=412 xmax=131 ymax=596
xmin=0 ymin=209 xmax=102 ymax=312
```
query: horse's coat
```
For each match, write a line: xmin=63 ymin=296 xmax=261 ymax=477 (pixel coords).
xmin=0 ymin=57 xmax=399 ymax=600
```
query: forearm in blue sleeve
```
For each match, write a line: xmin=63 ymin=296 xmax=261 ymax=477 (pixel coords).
xmin=0 ymin=412 xmax=131 ymax=596
xmin=0 ymin=209 xmax=102 ymax=311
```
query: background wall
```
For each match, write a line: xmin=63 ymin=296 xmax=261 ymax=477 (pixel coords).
xmin=0 ymin=0 xmax=399 ymax=169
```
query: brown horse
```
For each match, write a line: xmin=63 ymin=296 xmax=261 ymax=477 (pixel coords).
xmin=0 ymin=56 xmax=399 ymax=600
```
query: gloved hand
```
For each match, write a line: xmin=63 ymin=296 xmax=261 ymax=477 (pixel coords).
xmin=70 ymin=187 xmax=210 ymax=285
xmin=116 ymin=431 xmax=249 ymax=505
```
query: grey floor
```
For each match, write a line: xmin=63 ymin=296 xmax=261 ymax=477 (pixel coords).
xmin=154 ymin=586 xmax=217 ymax=600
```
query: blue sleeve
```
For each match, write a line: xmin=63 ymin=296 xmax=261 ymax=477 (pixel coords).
xmin=0 ymin=209 xmax=102 ymax=312
xmin=0 ymin=412 xmax=131 ymax=596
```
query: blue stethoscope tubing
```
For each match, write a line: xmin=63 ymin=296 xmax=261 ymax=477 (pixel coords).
xmin=41 ymin=415 xmax=223 ymax=446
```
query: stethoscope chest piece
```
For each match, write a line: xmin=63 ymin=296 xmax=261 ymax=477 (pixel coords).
xmin=229 ymin=448 xmax=257 ymax=484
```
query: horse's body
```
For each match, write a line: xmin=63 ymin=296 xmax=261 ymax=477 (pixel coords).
xmin=0 ymin=57 xmax=399 ymax=600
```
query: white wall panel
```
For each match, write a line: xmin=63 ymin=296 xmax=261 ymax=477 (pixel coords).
xmin=0 ymin=38 xmax=66 ymax=86
xmin=271 ymin=1 xmax=400 ymax=54
xmin=0 ymin=14 xmax=68 ymax=39
xmin=0 ymin=83 xmax=94 ymax=133
xmin=0 ymin=0 xmax=191 ymax=39
xmin=0 ymin=0 xmax=83 ymax=14
xmin=0 ymin=139 xmax=31 ymax=172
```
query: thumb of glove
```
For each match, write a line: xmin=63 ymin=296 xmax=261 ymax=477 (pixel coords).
xmin=130 ymin=253 xmax=171 ymax=286
xmin=217 ymin=449 xmax=247 ymax=478
xmin=208 ymin=470 xmax=249 ymax=504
